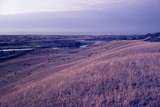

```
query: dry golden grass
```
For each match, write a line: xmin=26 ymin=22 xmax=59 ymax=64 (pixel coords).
xmin=0 ymin=40 xmax=160 ymax=107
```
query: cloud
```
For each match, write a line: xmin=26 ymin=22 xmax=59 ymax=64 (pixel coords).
xmin=0 ymin=0 xmax=152 ymax=15
xmin=0 ymin=0 xmax=160 ymax=34
xmin=0 ymin=0 xmax=107 ymax=14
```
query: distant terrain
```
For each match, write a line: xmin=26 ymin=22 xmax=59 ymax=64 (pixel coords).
xmin=0 ymin=33 xmax=160 ymax=107
xmin=0 ymin=32 xmax=159 ymax=62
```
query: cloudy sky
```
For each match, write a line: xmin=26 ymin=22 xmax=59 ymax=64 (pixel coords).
xmin=0 ymin=0 xmax=160 ymax=34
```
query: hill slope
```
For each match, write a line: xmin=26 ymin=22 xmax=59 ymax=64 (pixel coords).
xmin=0 ymin=41 xmax=160 ymax=107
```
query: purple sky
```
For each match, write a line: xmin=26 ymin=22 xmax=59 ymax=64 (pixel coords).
xmin=0 ymin=0 xmax=160 ymax=35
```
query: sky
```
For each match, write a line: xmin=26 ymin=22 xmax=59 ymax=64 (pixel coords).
xmin=0 ymin=0 xmax=160 ymax=35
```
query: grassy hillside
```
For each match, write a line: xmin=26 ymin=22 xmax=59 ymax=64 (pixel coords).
xmin=0 ymin=41 xmax=160 ymax=107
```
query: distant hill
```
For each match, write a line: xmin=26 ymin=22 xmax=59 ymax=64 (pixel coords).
xmin=144 ymin=32 xmax=160 ymax=41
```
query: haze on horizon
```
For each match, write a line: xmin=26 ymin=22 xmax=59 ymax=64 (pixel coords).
xmin=0 ymin=0 xmax=160 ymax=35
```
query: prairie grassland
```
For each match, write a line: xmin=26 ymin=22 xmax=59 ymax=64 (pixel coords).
xmin=0 ymin=41 xmax=160 ymax=107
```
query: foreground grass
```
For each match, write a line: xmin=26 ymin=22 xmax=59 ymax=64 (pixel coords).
xmin=0 ymin=41 xmax=160 ymax=107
